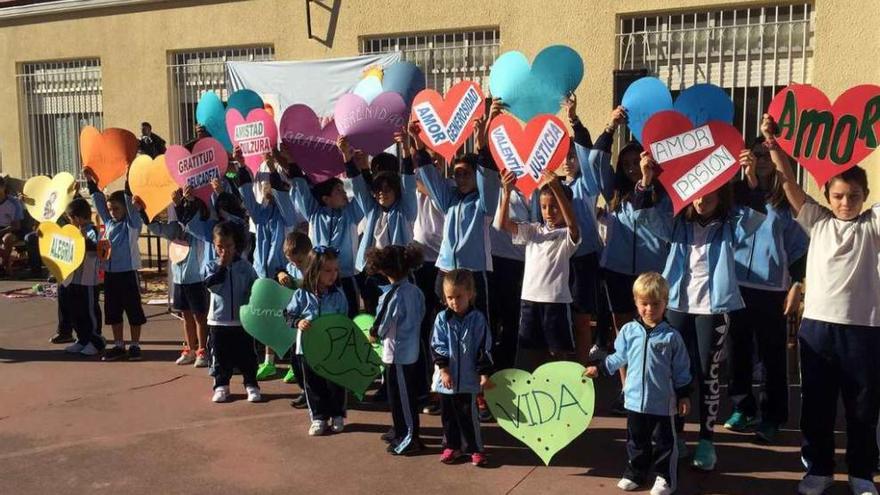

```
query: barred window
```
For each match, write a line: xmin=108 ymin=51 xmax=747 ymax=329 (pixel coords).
xmin=167 ymin=46 xmax=274 ymax=144
xmin=16 ymin=58 xmax=103 ymax=177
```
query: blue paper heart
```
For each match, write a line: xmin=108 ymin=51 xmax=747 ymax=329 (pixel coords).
xmin=622 ymin=78 xmax=734 ymax=144
xmin=381 ymin=61 xmax=425 ymax=107
xmin=195 ymin=90 xmax=264 ymax=152
xmin=353 ymin=76 xmax=384 ymax=104
xmin=489 ymin=45 xmax=584 ymax=122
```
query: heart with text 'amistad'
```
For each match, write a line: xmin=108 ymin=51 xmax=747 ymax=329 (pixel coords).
xmin=642 ymin=110 xmax=745 ymax=215
xmin=411 ymin=81 xmax=486 ymax=162
xmin=487 ymin=114 xmax=570 ymax=198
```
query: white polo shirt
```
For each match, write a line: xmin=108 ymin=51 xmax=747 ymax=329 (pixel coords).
xmin=513 ymin=222 xmax=580 ymax=303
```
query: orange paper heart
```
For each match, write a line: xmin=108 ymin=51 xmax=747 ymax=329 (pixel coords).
xmin=129 ymin=154 xmax=177 ymax=222
xmin=80 ymin=126 xmax=138 ymax=189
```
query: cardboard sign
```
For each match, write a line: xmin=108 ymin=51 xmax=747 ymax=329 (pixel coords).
xmin=643 ymin=110 xmax=745 ymax=214
xmin=279 ymin=104 xmax=344 ymax=183
xmin=79 ymin=126 xmax=138 ymax=189
xmin=196 ymin=90 xmax=265 ymax=152
xmin=302 ymin=313 xmax=384 ymax=400
xmin=165 ymin=137 xmax=227 ymax=207
xmin=167 ymin=240 xmax=190 ymax=264
xmin=623 ymin=78 xmax=734 ymax=144
xmin=22 ymin=172 xmax=76 ymax=223
xmin=411 ymin=81 xmax=486 ymax=162
xmin=128 ymin=155 xmax=176 ymax=222
xmin=489 ymin=45 xmax=584 ymax=122
xmin=487 ymin=114 xmax=570 ymax=197
xmin=485 ymin=362 xmax=595 ymax=466
xmin=226 ymin=108 xmax=278 ymax=175
xmin=767 ymin=84 xmax=880 ymax=186
xmin=37 ymin=223 xmax=85 ymax=283
xmin=240 ymin=279 xmax=297 ymax=356
xmin=334 ymin=92 xmax=408 ymax=155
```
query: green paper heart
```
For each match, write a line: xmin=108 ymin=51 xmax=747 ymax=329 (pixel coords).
xmin=240 ymin=279 xmax=296 ymax=356
xmin=302 ymin=313 xmax=383 ymax=400
xmin=484 ymin=361 xmax=595 ymax=465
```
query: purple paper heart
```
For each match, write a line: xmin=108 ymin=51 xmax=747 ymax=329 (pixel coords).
xmin=334 ymin=92 xmax=407 ymax=155
xmin=280 ymin=104 xmax=344 ymax=183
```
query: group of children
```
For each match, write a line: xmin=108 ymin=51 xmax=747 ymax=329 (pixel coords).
xmin=21 ymin=93 xmax=878 ymax=495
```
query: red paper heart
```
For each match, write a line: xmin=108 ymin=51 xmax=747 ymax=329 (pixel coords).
xmin=643 ymin=110 xmax=745 ymax=215
xmin=767 ymin=84 xmax=880 ymax=186
xmin=412 ymin=81 xmax=486 ymax=162
xmin=487 ymin=114 xmax=570 ymax=197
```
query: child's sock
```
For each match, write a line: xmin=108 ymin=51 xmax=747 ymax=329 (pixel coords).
xmin=264 ymin=354 xmax=275 ymax=365
xmin=115 ymin=340 xmax=124 ymax=348
xmin=130 ymin=341 xmax=140 ymax=348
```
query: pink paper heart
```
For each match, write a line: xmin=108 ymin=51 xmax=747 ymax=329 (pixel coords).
xmin=280 ymin=104 xmax=344 ymax=183
xmin=165 ymin=138 xmax=228 ymax=207
xmin=226 ymin=108 xmax=278 ymax=174
xmin=334 ymin=92 xmax=407 ymax=155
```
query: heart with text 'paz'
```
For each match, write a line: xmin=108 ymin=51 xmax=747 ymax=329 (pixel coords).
xmin=411 ymin=81 xmax=486 ymax=162
xmin=302 ymin=313 xmax=383 ymax=400
xmin=767 ymin=83 xmax=880 ymax=187
xmin=642 ymin=110 xmax=745 ymax=215
xmin=485 ymin=361 xmax=595 ymax=466
xmin=487 ymin=114 xmax=570 ymax=197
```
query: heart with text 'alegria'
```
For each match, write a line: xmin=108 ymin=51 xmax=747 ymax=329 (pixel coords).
xmin=279 ymin=104 xmax=344 ymax=183
xmin=488 ymin=114 xmax=570 ymax=198
xmin=226 ymin=108 xmax=278 ymax=175
xmin=334 ymin=92 xmax=408 ymax=156
xmin=642 ymin=110 xmax=745 ymax=215
xmin=165 ymin=137 xmax=228 ymax=208
xmin=767 ymin=83 xmax=880 ymax=187
xmin=411 ymin=81 xmax=486 ymax=162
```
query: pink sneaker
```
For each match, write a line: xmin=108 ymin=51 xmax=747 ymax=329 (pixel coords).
xmin=471 ymin=452 xmax=488 ymax=467
xmin=439 ymin=448 xmax=461 ymax=464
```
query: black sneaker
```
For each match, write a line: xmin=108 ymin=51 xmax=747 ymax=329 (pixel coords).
xmin=387 ymin=438 xmax=425 ymax=456
xmin=422 ymin=403 xmax=441 ymax=416
xmin=370 ymin=387 xmax=388 ymax=402
xmin=50 ymin=333 xmax=75 ymax=344
xmin=381 ymin=428 xmax=396 ymax=444
xmin=102 ymin=346 xmax=127 ymax=361
xmin=478 ymin=407 xmax=494 ymax=423
xmin=127 ymin=345 xmax=142 ymax=361
xmin=289 ymin=395 xmax=307 ymax=409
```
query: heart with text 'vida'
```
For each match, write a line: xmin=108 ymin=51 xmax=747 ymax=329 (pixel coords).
xmin=767 ymin=84 xmax=880 ymax=187
xmin=165 ymin=137 xmax=228 ymax=208
xmin=226 ymin=108 xmax=278 ymax=175
xmin=80 ymin=126 xmax=139 ymax=190
xmin=411 ymin=81 xmax=486 ymax=162
xmin=642 ymin=110 xmax=745 ymax=215
xmin=487 ymin=114 xmax=570 ymax=197
xmin=279 ymin=104 xmax=343 ymax=183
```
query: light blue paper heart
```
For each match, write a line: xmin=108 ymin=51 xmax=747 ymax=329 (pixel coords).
xmin=622 ymin=77 xmax=673 ymax=144
xmin=673 ymin=83 xmax=734 ymax=127
xmin=228 ymin=89 xmax=264 ymax=117
xmin=195 ymin=90 xmax=264 ymax=152
xmin=489 ymin=45 xmax=584 ymax=122
xmin=382 ymin=61 xmax=426 ymax=107
xmin=353 ymin=76 xmax=384 ymax=104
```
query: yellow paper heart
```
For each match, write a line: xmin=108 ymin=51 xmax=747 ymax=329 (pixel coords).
xmin=129 ymin=154 xmax=177 ymax=222
xmin=37 ymin=222 xmax=86 ymax=283
xmin=22 ymin=173 xmax=76 ymax=223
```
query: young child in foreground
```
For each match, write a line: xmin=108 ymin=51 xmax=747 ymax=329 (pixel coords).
xmin=586 ymin=272 xmax=692 ymax=495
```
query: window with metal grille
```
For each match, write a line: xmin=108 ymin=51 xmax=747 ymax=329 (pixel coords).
xmin=617 ymin=3 xmax=814 ymax=182
xmin=16 ymin=58 xmax=103 ymax=177
xmin=167 ymin=46 xmax=274 ymax=144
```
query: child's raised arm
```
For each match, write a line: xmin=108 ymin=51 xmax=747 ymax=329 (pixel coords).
xmin=498 ymin=170 xmax=519 ymax=235
xmin=544 ymin=170 xmax=580 ymax=243
xmin=85 ymin=169 xmax=111 ymax=225
xmin=764 ymin=113 xmax=807 ymax=215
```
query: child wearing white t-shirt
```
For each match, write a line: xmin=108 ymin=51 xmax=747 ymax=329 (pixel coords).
xmin=499 ymin=169 xmax=580 ymax=371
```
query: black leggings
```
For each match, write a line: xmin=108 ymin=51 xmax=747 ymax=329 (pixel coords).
xmin=666 ymin=310 xmax=728 ymax=441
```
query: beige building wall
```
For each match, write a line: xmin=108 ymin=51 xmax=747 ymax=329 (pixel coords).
xmin=1 ymin=0 xmax=878 ymax=202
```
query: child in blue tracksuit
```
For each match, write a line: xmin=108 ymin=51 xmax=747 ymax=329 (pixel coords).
xmin=286 ymin=247 xmax=350 ymax=436
xmin=203 ymin=221 xmax=260 ymax=403
xmin=586 ymin=272 xmax=691 ymax=495
xmin=288 ymin=138 xmax=365 ymax=317
xmin=633 ymin=151 xmax=766 ymax=471
xmin=86 ymin=169 xmax=146 ymax=362
xmin=59 ymin=198 xmax=104 ymax=356
xmin=724 ymin=137 xmax=809 ymax=442
xmin=276 ymin=231 xmax=312 ymax=392
xmin=366 ymin=244 xmax=426 ymax=456
xmin=138 ymin=189 xmax=210 ymax=368
xmin=431 ymin=269 xmax=493 ymax=467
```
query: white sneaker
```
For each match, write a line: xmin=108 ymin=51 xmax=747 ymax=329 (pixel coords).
xmin=617 ymin=478 xmax=639 ymax=491
xmin=175 ymin=349 xmax=195 ymax=365
xmin=193 ymin=350 xmax=209 ymax=368
xmin=64 ymin=342 xmax=85 ymax=354
xmin=849 ymin=477 xmax=879 ymax=495
xmin=246 ymin=386 xmax=262 ymax=403
xmin=330 ymin=416 xmax=344 ymax=433
xmin=80 ymin=342 xmax=99 ymax=356
xmin=308 ymin=420 xmax=326 ymax=436
xmin=798 ymin=475 xmax=834 ymax=495
xmin=212 ymin=386 xmax=230 ymax=403
xmin=650 ymin=476 xmax=673 ymax=495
